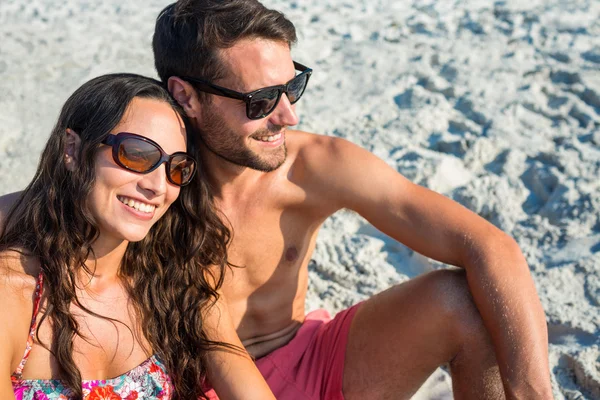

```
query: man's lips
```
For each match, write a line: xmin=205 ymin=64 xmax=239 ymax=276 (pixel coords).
xmin=253 ymin=132 xmax=283 ymax=142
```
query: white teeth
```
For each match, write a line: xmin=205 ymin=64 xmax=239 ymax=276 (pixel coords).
xmin=117 ymin=196 xmax=156 ymax=214
xmin=255 ymin=133 xmax=282 ymax=142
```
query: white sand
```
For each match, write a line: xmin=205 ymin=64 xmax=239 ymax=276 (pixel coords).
xmin=1 ymin=0 xmax=599 ymax=398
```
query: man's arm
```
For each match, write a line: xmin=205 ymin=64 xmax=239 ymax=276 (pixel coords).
xmin=299 ymin=134 xmax=552 ymax=398
xmin=0 ymin=192 xmax=22 ymax=235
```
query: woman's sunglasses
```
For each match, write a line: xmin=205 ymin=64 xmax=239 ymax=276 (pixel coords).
xmin=101 ymin=132 xmax=197 ymax=187
xmin=181 ymin=61 xmax=312 ymax=120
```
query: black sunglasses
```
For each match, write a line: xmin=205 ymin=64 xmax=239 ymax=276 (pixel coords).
xmin=181 ymin=61 xmax=312 ymax=120
xmin=101 ymin=132 xmax=197 ymax=187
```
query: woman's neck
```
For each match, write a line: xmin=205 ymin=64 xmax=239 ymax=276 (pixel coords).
xmin=78 ymin=237 xmax=129 ymax=292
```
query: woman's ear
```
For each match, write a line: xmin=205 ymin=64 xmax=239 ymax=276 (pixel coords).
xmin=64 ymin=128 xmax=81 ymax=171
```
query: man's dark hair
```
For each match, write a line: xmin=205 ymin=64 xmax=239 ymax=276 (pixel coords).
xmin=153 ymin=0 xmax=297 ymax=94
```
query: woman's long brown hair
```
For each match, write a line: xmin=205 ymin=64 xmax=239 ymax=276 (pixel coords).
xmin=0 ymin=73 xmax=231 ymax=399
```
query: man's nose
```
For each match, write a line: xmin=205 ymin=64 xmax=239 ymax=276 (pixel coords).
xmin=268 ymin=93 xmax=300 ymax=127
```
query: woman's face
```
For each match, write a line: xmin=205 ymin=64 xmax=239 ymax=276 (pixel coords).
xmin=87 ymin=97 xmax=187 ymax=244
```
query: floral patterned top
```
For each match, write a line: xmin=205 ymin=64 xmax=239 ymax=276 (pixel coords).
xmin=11 ymin=273 xmax=173 ymax=399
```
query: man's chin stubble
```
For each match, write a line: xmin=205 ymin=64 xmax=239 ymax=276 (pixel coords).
xmin=194 ymin=112 xmax=288 ymax=172
xmin=200 ymin=134 xmax=287 ymax=172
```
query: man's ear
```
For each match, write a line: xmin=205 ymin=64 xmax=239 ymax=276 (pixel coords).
xmin=168 ymin=76 xmax=203 ymax=118
xmin=64 ymin=128 xmax=81 ymax=171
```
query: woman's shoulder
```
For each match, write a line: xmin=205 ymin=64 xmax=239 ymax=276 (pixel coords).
xmin=0 ymin=250 xmax=40 ymax=316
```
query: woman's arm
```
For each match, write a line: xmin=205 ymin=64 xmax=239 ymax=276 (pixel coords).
xmin=203 ymin=292 xmax=275 ymax=400
xmin=0 ymin=360 xmax=16 ymax=400
xmin=0 ymin=327 xmax=17 ymax=400
xmin=0 ymin=255 xmax=31 ymax=400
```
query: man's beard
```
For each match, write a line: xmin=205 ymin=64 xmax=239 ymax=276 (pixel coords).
xmin=196 ymin=106 xmax=287 ymax=172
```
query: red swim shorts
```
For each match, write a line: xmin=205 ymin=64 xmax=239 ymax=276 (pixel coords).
xmin=204 ymin=303 xmax=362 ymax=399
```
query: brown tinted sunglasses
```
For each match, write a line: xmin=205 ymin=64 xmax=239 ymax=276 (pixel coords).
xmin=101 ymin=132 xmax=197 ymax=186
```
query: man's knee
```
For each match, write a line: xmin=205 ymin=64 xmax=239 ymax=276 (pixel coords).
xmin=423 ymin=269 xmax=488 ymax=341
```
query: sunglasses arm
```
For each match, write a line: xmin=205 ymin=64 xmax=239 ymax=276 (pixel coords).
xmin=182 ymin=77 xmax=246 ymax=101
xmin=293 ymin=61 xmax=309 ymax=72
xmin=101 ymin=135 xmax=117 ymax=146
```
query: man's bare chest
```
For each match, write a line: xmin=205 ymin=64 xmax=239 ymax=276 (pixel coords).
xmin=220 ymin=203 xmax=320 ymax=292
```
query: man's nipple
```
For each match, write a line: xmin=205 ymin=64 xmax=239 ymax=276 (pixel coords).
xmin=285 ymin=246 xmax=299 ymax=262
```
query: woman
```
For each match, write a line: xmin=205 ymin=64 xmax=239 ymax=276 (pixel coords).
xmin=0 ymin=73 xmax=273 ymax=400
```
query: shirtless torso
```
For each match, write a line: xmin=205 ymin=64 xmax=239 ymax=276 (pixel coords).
xmin=217 ymin=131 xmax=332 ymax=358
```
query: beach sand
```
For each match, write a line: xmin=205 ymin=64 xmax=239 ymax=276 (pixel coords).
xmin=1 ymin=0 xmax=599 ymax=398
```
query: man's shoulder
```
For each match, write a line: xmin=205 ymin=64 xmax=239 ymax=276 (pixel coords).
xmin=286 ymin=129 xmax=330 ymax=148
xmin=286 ymin=130 xmax=353 ymax=167
xmin=284 ymin=130 xmax=372 ymax=204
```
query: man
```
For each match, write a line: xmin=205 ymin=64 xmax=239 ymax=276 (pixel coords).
xmin=0 ymin=0 xmax=552 ymax=398
xmin=149 ymin=0 xmax=555 ymax=399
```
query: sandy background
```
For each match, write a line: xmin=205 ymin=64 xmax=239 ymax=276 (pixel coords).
xmin=1 ymin=0 xmax=599 ymax=398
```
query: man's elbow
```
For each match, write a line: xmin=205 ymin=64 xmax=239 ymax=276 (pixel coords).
xmin=464 ymin=229 xmax=528 ymax=269
xmin=495 ymin=232 xmax=524 ymax=259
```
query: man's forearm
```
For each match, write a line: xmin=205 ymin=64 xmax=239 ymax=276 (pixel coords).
xmin=464 ymin=235 xmax=553 ymax=399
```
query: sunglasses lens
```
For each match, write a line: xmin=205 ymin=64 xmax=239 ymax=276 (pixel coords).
xmin=169 ymin=154 xmax=196 ymax=186
xmin=248 ymin=88 xmax=280 ymax=119
xmin=117 ymin=138 xmax=161 ymax=172
xmin=287 ymin=73 xmax=309 ymax=104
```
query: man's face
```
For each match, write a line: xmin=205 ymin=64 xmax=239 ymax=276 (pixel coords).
xmin=194 ymin=38 xmax=300 ymax=172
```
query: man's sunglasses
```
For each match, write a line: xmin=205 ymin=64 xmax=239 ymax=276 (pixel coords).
xmin=181 ymin=61 xmax=312 ymax=120
xmin=101 ymin=132 xmax=197 ymax=187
